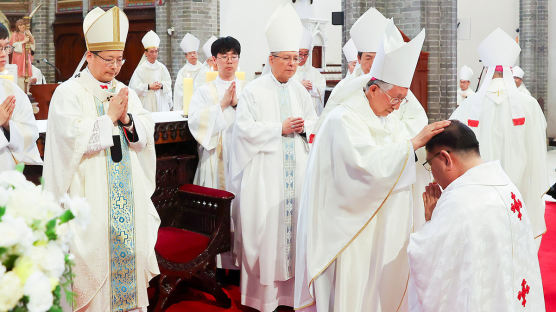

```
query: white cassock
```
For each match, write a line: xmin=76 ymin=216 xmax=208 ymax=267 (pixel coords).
xmin=408 ymin=161 xmax=545 ymax=312
xmin=517 ymin=84 xmax=532 ymax=97
xmin=31 ymin=64 xmax=46 ymax=84
xmin=292 ymin=63 xmax=326 ymax=115
xmin=173 ymin=62 xmax=202 ymax=111
xmin=295 ymin=89 xmax=417 ymax=312
xmin=229 ymin=73 xmax=317 ymax=312
xmin=0 ymin=78 xmax=42 ymax=171
xmin=451 ymin=78 xmax=548 ymax=243
xmin=129 ymin=60 xmax=173 ymax=112
xmin=43 ymin=68 xmax=160 ymax=312
xmin=457 ymin=87 xmax=474 ymax=106
xmin=193 ymin=62 xmax=213 ymax=90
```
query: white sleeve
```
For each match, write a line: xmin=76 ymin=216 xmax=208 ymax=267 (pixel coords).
xmin=84 ymin=115 xmax=114 ymax=155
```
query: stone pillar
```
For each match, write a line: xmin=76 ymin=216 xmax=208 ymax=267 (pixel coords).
xmin=520 ymin=0 xmax=548 ymax=109
xmin=31 ymin=0 xmax=56 ymax=83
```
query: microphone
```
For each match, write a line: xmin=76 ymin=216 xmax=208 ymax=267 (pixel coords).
xmin=41 ymin=58 xmax=62 ymax=76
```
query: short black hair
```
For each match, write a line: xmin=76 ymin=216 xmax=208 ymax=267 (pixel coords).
xmin=357 ymin=51 xmax=362 ymax=58
xmin=425 ymin=120 xmax=480 ymax=156
xmin=211 ymin=36 xmax=241 ymax=57
xmin=0 ymin=23 xmax=8 ymax=40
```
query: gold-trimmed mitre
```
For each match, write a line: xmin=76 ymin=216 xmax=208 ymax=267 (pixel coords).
xmin=84 ymin=6 xmax=129 ymax=51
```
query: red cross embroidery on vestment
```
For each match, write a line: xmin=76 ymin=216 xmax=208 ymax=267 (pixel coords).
xmin=517 ymin=279 xmax=530 ymax=307
xmin=511 ymin=192 xmax=523 ymax=221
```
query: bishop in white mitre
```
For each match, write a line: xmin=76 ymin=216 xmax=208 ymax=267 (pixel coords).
xmin=294 ymin=20 xmax=448 ymax=312
xmin=457 ymin=65 xmax=474 ymax=106
xmin=194 ymin=35 xmax=218 ymax=89
xmin=43 ymin=7 xmax=160 ymax=311
xmin=129 ymin=30 xmax=172 ymax=112
xmin=0 ymin=24 xmax=41 ymax=171
xmin=174 ymin=33 xmax=201 ymax=111
xmin=408 ymin=120 xmax=545 ymax=311
xmin=451 ymin=28 xmax=548 ymax=249
xmin=292 ymin=28 xmax=326 ymax=115
xmin=228 ymin=3 xmax=317 ymax=311
xmin=343 ymin=38 xmax=358 ymax=77
xmin=513 ymin=65 xmax=532 ymax=96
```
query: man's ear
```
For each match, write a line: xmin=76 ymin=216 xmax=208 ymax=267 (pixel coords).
xmin=441 ymin=150 xmax=452 ymax=168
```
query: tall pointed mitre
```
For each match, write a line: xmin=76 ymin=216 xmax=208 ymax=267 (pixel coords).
xmin=265 ymin=2 xmax=303 ymax=52
xmin=180 ymin=33 xmax=200 ymax=53
xmin=299 ymin=27 xmax=313 ymax=50
xmin=349 ymin=7 xmax=389 ymax=53
xmin=141 ymin=30 xmax=160 ymax=49
xmin=84 ymin=6 xmax=129 ymax=51
xmin=477 ymin=28 xmax=520 ymax=67
xmin=343 ymin=38 xmax=358 ymax=62
xmin=459 ymin=65 xmax=474 ymax=81
xmin=512 ymin=65 xmax=525 ymax=79
xmin=202 ymin=36 xmax=218 ymax=58
xmin=369 ymin=19 xmax=425 ymax=88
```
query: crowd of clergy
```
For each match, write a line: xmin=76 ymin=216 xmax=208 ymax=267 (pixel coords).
xmin=0 ymin=2 xmax=549 ymax=312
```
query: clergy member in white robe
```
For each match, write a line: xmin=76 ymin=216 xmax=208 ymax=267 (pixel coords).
xmin=343 ymin=38 xmax=358 ymax=77
xmin=408 ymin=120 xmax=545 ymax=311
xmin=228 ymin=4 xmax=317 ymax=311
xmin=451 ymin=28 xmax=548 ymax=248
xmin=513 ymin=65 xmax=532 ymax=96
xmin=294 ymin=20 xmax=447 ymax=312
xmin=174 ymin=33 xmax=201 ymax=111
xmin=31 ymin=64 xmax=46 ymax=84
xmin=43 ymin=7 xmax=160 ymax=311
xmin=129 ymin=30 xmax=173 ymax=112
xmin=0 ymin=25 xmax=41 ymax=171
xmin=457 ymin=65 xmax=474 ymax=106
xmin=293 ymin=28 xmax=326 ymax=115
xmin=194 ymin=36 xmax=218 ymax=90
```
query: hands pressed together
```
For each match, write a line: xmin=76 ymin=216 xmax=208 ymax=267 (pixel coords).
xmin=282 ymin=117 xmax=304 ymax=135
xmin=149 ymin=82 xmax=163 ymax=91
xmin=220 ymin=82 xmax=238 ymax=110
xmin=0 ymin=96 xmax=15 ymax=129
xmin=107 ymin=88 xmax=130 ymax=125
xmin=423 ymin=182 xmax=442 ymax=221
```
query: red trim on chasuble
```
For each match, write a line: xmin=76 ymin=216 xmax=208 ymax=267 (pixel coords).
xmin=512 ymin=117 xmax=525 ymax=126
xmin=467 ymin=119 xmax=479 ymax=127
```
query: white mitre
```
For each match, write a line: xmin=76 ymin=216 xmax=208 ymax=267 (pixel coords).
xmin=513 ymin=65 xmax=525 ymax=79
xmin=349 ymin=7 xmax=389 ymax=53
xmin=84 ymin=6 xmax=129 ymax=51
xmin=343 ymin=38 xmax=358 ymax=62
xmin=202 ymin=36 xmax=217 ymax=58
xmin=299 ymin=27 xmax=313 ymax=50
xmin=141 ymin=30 xmax=160 ymax=49
xmin=180 ymin=33 xmax=200 ymax=53
xmin=369 ymin=19 xmax=425 ymax=88
xmin=460 ymin=65 xmax=473 ymax=81
xmin=265 ymin=2 xmax=303 ymax=52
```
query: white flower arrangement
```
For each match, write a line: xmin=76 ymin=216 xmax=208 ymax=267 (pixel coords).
xmin=0 ymin=165 xmax=90 ymax=312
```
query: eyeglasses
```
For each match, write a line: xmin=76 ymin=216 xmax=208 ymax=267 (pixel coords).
xmin=92 ymin=52 xmax=125 ymax=67
xmin=422 ymin=150 xmax=450 ymax=171
xmin=299 ymin=52 xmax=309 ymax=57
xmin=216 ymin=55 xmax=239 ymax=62
xmin=272 ymin=54 xmax=300 ymax=64
xmin=0 ymin=45 xmax=14 ymax=55
xmin=379 ymin=86 xmax=408 ymax=106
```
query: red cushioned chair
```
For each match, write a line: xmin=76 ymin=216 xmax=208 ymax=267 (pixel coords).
xmin=152 ymin=183 xmax=235 ymax=311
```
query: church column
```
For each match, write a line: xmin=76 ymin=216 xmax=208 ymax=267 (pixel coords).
xmin=520 ymin=0 xmax=548 ymax=109
xmin=31 ymin=0 xmax=56 ymax=83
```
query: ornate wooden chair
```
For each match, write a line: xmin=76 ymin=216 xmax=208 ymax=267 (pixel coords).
xmin=150 ymin=155 xmax=235 ymax=310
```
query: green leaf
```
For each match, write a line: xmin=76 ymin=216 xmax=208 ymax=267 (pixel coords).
xmin=0 ymin=247 xmax=7 ymax=257
xmin=45 ymin=218 xmax=58 ymax=241
xmin=0 ymin=206 xmax=5 ymax=221
xmin=58 ymin=210 xmax=75 ymax=224
xmin=15 ymin=163 xmax=24 ymax=173
xmin=3 ymin=254 xmax=18 ymax=270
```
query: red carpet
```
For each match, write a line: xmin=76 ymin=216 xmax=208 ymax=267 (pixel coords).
xmin=166 ymin=203 xmax=556 ymax=311
xmin=540 ymin=202 xmax=556 ymax=311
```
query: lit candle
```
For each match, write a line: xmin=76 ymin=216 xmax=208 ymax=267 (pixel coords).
xmin=0 ymin=75 xmax=14 ymax=82
xmin=235 ymin=71 xmax=245 ymax=81
xmin=183 ymin=77 xmax=193 ymax=116
xmin=206 ymin=71 xmax=218 ymax=82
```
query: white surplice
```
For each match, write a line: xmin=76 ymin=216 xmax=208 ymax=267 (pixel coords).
xmin=43 ymin=68 xmax=160 ymax=311
xmin=457 ymin=87 xmax=474 ymax=106
xmin=0 ymin=78 xmax=42 ymax=171
xmin=408 ymin=161 xmax=545 ymax=312
xmin=129 ymin=60 xmax=173 ymax=112
xmin=451 ymin=78 xmax=548 ymax=242
xmin=517 ymin=84 xmax=532 ymax=97
xmin=229 ymin=73 xmax=317 ymax=312
xmin=173 ymin=61 xmax=202 ymax=111
xmin=292 ymin=63 xmax=326 ymax=116
xmin=294 ymin=84 xmax=417 ymax=312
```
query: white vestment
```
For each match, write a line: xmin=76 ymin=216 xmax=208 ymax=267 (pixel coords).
xmin=451 ymin=78 xmax=548 ymax=242
xmin=129 ymin=60 xmax=173 ymax=112
xmin=43 ymin=68 xmax=160 ymax=311
xmin=408 ymin=161 xmax=545 ymax=312
xmin=31 ymin=64 xmax=46 ymax=84
xmin=173 ymin=62 xmax=202 ymax=111
xmin=292 ymin=63 xmax=326 ymax=116
xmin=1 ymin=64 xmax=19 ymax=81
xmin=193 ymin=62 xmax=213 ymax=90
xmin=517 ymin=84 xmax=532 ymax=97
xmin=294 ymin=87 xmax=418 ymax=312
xmin=0 ymin=78 xmax=42 ymax=171
xmin=229 ymin=73 xmax=317 ymax=312
xmin=457 ymin=87 xmax=474 ymax=106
